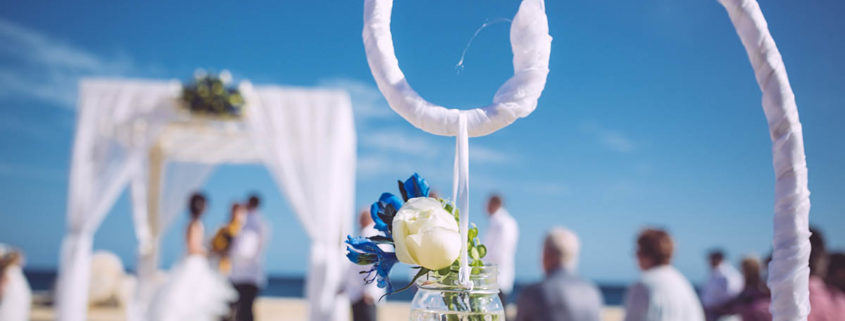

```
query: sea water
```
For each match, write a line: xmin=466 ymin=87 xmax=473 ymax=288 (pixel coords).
xmin=410 ymin=309 xmax=505 ymax=321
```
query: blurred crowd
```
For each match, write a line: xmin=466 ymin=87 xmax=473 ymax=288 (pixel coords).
xmin=345 ymin=194 xmax=844 ymax=321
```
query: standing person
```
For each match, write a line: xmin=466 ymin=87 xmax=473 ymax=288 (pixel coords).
xmin=623 ymin=228 xmax=704 ymax=321
xmin=0 ymin=245 xmax=31 ymax=321
xmin=806 ymin=227 xmax=845 ymax=321
xmin=827 ymin=252 xmax=845 ymax=293
xmin=718 ymin=256 xmax=771 ymax=321
xmin=345 ymin=210 xmax=386 ymax=321
xmin=211 ymin=204 xmax=248 ymax=275
xmin=148 ymin=193 xmax=237 ymax=321
xmin=701 ymin=249 xmax=743 ymax=321
xmin=482 ymin=194 xmax=519 ymax=310
xmin=229 ymin=194 xmax=268 ymax=321
xmin=515 ymin=227 xmax=602 ymax=321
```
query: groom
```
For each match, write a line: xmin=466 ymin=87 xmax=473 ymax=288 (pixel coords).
xmin=229 ymin=194 xmax=268 ymax=321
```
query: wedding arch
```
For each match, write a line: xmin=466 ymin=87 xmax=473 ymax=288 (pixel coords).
xmin=54 ymin=78 xmax=357 ymax=321
xmin=363 ymin=0 xmax=811 ymax=320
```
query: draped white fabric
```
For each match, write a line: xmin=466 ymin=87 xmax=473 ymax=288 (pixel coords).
xmin=718 ymin=1 xmax=811 ymax=320
xmin=242 ymin=83 xmax=355 ymax=321
xmin=59 ymin=78 xmax=356 ymax=321
xmin=363 ymin=0 xmax=551 ymax=137
xmin=58 ymin=79 xmax=180 ymax=321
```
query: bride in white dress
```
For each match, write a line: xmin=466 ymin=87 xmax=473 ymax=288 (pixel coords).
xmin=148 ymin=193 xmax=237 ymax=321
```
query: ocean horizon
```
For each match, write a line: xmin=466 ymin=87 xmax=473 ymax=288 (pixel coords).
xmin=24 ymin=269 xmax=629 ymax=305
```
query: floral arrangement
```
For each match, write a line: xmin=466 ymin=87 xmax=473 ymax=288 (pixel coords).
xmin=180 ymin=70 xmax=245 ymax=119
xmin=346 ymin=173 xmax=487 ymax=296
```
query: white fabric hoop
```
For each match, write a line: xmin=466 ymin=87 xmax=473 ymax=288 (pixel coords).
xmin=363 ymin=0 xmax=552 ymax=138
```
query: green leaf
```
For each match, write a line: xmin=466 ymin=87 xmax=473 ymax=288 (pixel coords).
xmin=468 ymin=225 xmax=478 ymax=240
xmin=476 ymin=244 xmax=487 ymax=259
xmin=470 ymin=246 xmax=480 ymax=260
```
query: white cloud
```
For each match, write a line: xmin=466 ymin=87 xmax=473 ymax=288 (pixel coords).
xmin=0 ymin=18 xmax=136 ymax=107
xmin=580 ymin=122 xmax=636 ymax=153
xmin=360 ymin=129 xmax=443 ymax=158
xmin=317 ymin=77 xmax=393 ymax=121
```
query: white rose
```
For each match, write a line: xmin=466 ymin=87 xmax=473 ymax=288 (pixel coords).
xmin=392 ymin=197 xmax=462 ymax=270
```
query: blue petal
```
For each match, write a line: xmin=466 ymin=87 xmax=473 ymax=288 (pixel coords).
xmin=344 ymin=235 xmax=399 ymax=293
xmin=379 ymin=193 xmax=403 ymax=211
xmin=403 ymin=173 xmax=430 ymax=199
xmin=370 ymin=193 xmax=403 ymax=236
xmin=370 ymin=202 xmax=386 ymax=233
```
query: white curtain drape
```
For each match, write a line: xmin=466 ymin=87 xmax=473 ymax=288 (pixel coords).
xmin=718 ymin=1 xmax=811 ymax=320
xmin=242 ymin=83 xmax=356 ymax=321
xmin=61 ymin=78 xmax=356 ymax=321
xmin=58 ymin=79 xmax=180 ymax=321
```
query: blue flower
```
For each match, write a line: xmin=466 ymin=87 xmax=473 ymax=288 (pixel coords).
xmin=370 ymin=193 xmax=403 ymax=237
xmin=399 ymin=173 xmax=430 ymax=200
xmin=346 ymin=236 xmax=399 ymax=292
xmin=345 ymin=173 xmax=435 ymax=296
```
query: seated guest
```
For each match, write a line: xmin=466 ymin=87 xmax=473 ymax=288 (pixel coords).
xmin=624 ymin=228 xmax=704 ymax=321
xmin=718 ymin=256 xmax=771 ymax=321
xmin=515 ymin=227 xmax=602 ymax=321
xmin=807 ymin=227 xmax=845 ymax=321
xmin=701 ymin=249 xmax=743 ymax=321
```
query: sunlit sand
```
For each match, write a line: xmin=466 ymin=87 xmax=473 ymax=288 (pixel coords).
xmin=30 ymin=297 xmax=624 ymax=321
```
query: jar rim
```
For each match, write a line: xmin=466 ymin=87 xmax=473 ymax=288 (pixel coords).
xmin=415 ymin=264 xmax=499 ymax=292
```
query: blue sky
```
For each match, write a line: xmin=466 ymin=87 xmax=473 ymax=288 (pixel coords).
xmin=0 ymin=0 xmax=843 ymax=285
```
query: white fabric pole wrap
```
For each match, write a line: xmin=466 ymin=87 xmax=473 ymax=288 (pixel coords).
xmin=718 ymin=1 xmax=811 ymax=320
xmin=363 ymin=0 xmax=551 ymax=137
xmin=452 ymin=115 xmax=472 ymax=288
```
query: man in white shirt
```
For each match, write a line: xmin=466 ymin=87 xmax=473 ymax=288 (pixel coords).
xmin=345 ymin=210 xmax=386 ymax=321
xmin=624 ymin=228 xmax=704 ymax=321
xmin=701 ymin=250 xmax=743 ymax=321
xmin=483 ymin=194 xmax=519 ymax=312
xmin=229 ymin=195 xmax=268 ymax=321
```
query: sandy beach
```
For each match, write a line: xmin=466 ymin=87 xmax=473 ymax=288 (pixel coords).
xmin=30 ymin=297 xmax=625 ymax=321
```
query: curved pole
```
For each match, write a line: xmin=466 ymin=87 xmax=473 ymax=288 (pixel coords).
xmin=719 ymin=1 xmax=811 ymax=320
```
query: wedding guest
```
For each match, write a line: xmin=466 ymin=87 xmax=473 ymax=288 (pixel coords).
xmin=230 ymin=194 xmax=269 ymax=321
xmin=345 ymin=209 xmax=385 ymax=321
xmin=0 ymin=245 xmax=31 ymax=321
xmin=483 ymin=194 xmax=519 ymax=310
xmin=827 ymin=252 xmax=845 ymax=313
xmin=515 ymin=227 xmax=602 ymax=321
xmin=701 ymin=249 xmax=743 ymax=321
xmin=826 ymin=252 xmax=845 ymax=293
xmin=717 ymin=255 xmax=771 ymax=321
xmin=211 ymin=203 xmax=247 ymax=275
xmin=623 ymin=228 xmax=704 ymax=321
xmin=806 ymin=227 xmax=845 ymax=321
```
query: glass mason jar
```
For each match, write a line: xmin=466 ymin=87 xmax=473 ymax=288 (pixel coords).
xmin=410 ymin=265 xmax=505 ymax=321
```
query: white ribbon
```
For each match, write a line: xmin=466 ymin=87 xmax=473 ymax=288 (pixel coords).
xmin=451 ymin=115 xmax=472 ymax=288
xmin=363 ymin=0 xmax=551 ymax=289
